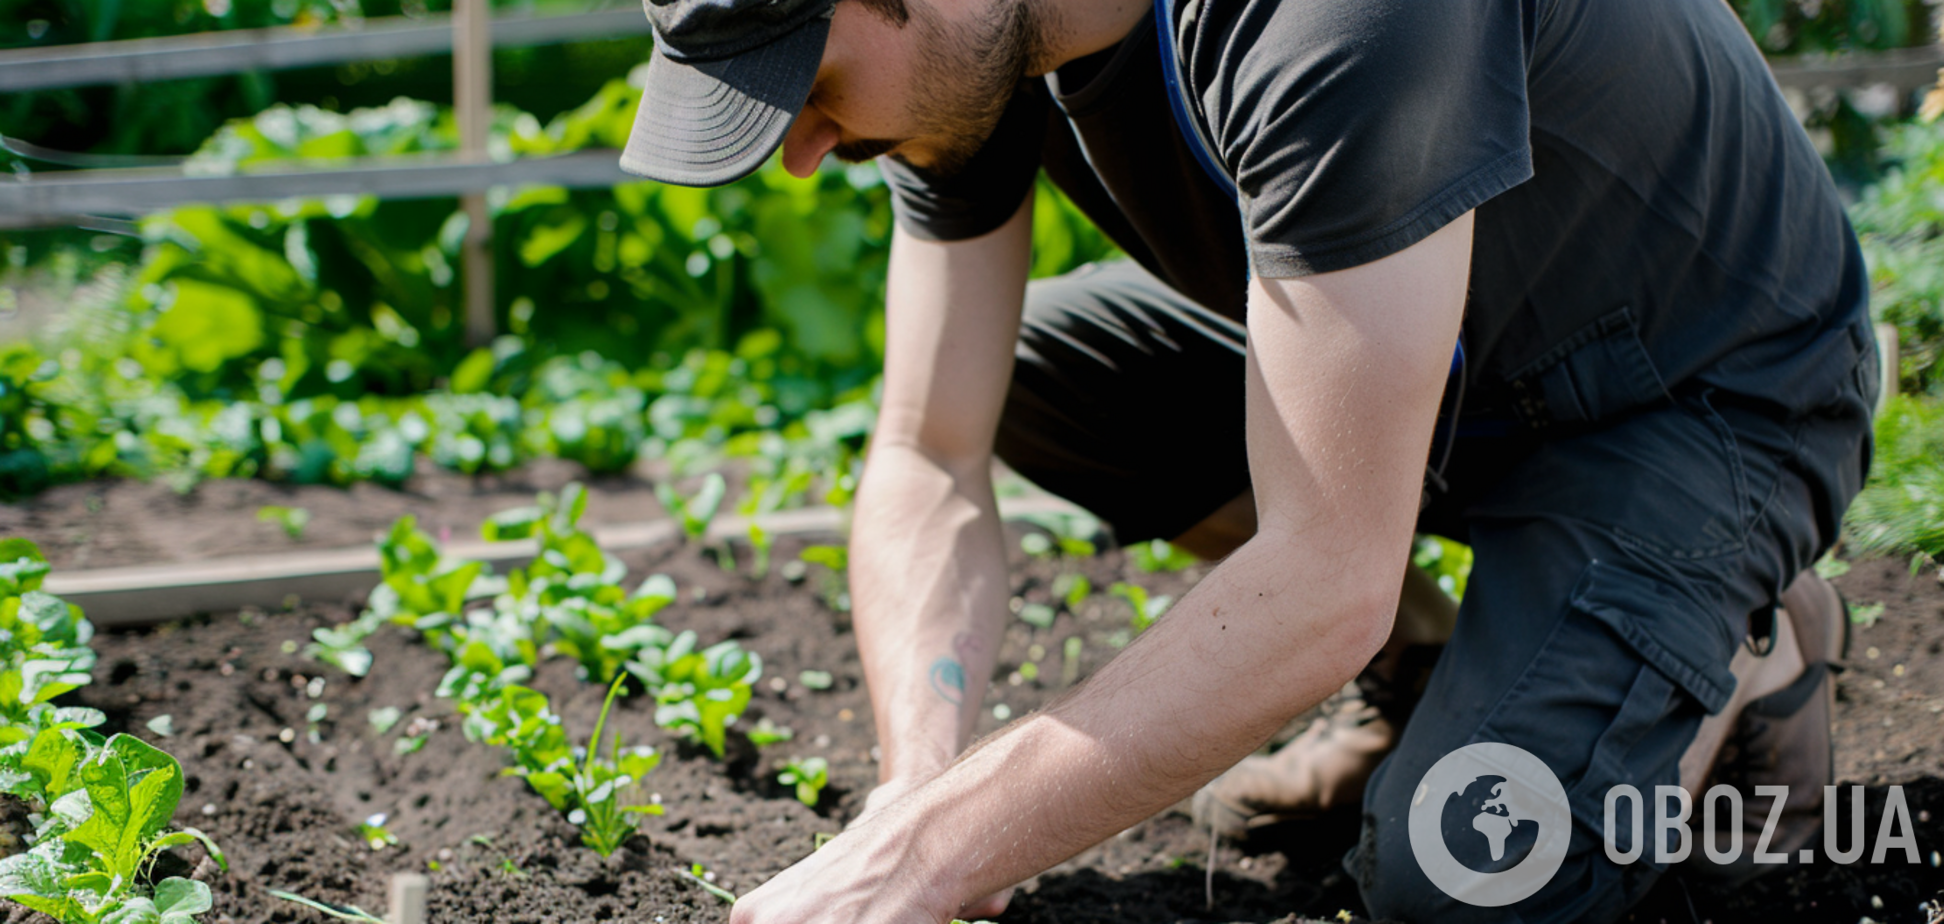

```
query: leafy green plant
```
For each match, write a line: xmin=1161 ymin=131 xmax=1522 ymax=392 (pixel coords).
xmin=459 ymin=678 xmax=662 ymax=857
xmin=0 ymin=731 xmax=225 ymax=923
xmin=1109 ymin=582 xmax=1173 ymax=635
xmin=1844 ymin=395 xmax=1944 ymax=562
xmin=628 ymin=632 xmax=762 ymax=759
xmin=0 ymin=543 xmax=225 ymax=922
xmin=778 ymin=757 xmax=829 ymax=807
xmin=562 ymin=677 xmax=665 ymax=858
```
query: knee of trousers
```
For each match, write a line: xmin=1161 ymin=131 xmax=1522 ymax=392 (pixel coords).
xmin=1346 ymin=565 xmax=1729 ymax=922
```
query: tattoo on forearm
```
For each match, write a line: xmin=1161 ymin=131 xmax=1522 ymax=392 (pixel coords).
xmin=929 ymin=657 xmax=966 ymax=705
xmin=928 ymin=631 xmax=983 ymax=707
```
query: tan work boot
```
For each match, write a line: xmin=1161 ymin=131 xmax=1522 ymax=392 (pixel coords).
xmin=1191 ymin=682 xmax=1401 ymax=838
xmin=1191 ymin=566 xmax=1454 ymax=839
xmin=1683 ymin=569 xmax=1847 ymax=884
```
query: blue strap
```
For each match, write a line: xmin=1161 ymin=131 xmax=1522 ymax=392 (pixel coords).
xmin=1153 ymin=0 xmax=1236 ymax=199
xmin=1152 ymin=0 xmax=1465 ymax=382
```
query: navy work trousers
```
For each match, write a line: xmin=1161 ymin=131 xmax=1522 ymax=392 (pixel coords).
xmin=993 ymin=259 xmax=1877 ymax=923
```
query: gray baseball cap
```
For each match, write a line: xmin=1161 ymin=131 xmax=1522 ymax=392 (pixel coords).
xmin=620 ymin=0 xmax=837 ymax=187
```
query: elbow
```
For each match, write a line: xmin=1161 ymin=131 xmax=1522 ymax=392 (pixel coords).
xmin=1240 ymin=527 xmax=1402 ymax=685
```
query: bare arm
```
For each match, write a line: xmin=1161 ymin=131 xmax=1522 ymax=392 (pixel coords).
xmin=732 ymin=212 xmax=1475 ymax=924
xmin=850 ymin=192 xmax=1034 ymax=786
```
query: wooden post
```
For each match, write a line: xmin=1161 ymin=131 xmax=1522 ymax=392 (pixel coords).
xmin=389 ymin=873 xmax=429 ymax=924
xmin=454 ymin=0 xmax=495 ymax=346
xmin=1876 ymin=321 xmax=1899 ymax=416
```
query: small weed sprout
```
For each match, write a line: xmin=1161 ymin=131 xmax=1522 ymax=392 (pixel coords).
xmin=1051 ymin=572 xmax=1092 ymax=611
xmin=658 ymin=472 xmax=728 ymax=544
xmin=778 ymin=757 xmax=829 ymax=807
xmin=356 ymin=813 xmax=398 ymax=851
xmin=746 ymin=718 xmax=794 ymax=747
xmin=797 ymin=545 xmax=849 ymax=612
xmin=1110 ymin=582 xmax=1173 ymax=634
xmin=257 ymin=505 xmax=311 ymax=540
xmin=268 ymin=889 xmax=387 ymax=923
xmin=1128 ymin=539 xmax=1196 ymax=572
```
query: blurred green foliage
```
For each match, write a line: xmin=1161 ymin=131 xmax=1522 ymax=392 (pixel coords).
xmin=1733 ymin=0 xmax=1927 ymax=53
xmin=1845 ymin=394 xmax=1944 ymax=560
xmin=0 ymin=73 xmax=1118 ymax=499
xmin=0 ymin=0 xmax=652 ymax=157
xmin=1852 ymin=116 xmax=1944 ymax=394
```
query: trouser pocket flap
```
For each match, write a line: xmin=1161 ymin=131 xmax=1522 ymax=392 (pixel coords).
xmin=1569 ymin=562 xmax=1737 ymax=714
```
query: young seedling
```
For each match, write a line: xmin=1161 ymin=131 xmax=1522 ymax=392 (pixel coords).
xmin=628 ymin=632 xmax=762 ymax=758
xmin=357 ymin=813 xmax=399 ymax=851
xmin=460 ymin=679 xmax=662 ymax=857
xmin=562 ymin=676 xmax=665 ymax=857
xmin=1012 ymin=510 xmax=1100 ymax=558
xmin=778 ymin=757 xmax=829 ymax=807
xmin=1128 ymin=538 xmax=1196 ymax=573
xmin=1110 ymin=582 xmax=1173 ymax=634
xmin=1051 ymin=572 xmax=1092 ymax=611
xmin=257 ymin=505 xmax=312 ymax=540
xmin=268 ymin=889 xmax=388 ymax=924
xmin=797 ymin=545 xmax=849 ymax=612
xmin=745 ymin=718 xmax=794 ymax=747
xmin=657 ymin=472 xmax=727 ymax=544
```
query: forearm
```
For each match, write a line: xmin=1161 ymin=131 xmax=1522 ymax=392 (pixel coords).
xmin=867 ymin=526 xmax=1403 ymax=913
xmin=850 ymin=442 xmax=1010 ymax=782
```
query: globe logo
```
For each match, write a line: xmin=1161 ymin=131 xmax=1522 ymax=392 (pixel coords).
xmin=1407 ymin=742 xmax=1573 ymax=906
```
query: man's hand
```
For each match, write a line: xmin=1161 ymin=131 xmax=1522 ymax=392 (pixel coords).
xmin=738 ymin=214 xmax=1476 ymax=923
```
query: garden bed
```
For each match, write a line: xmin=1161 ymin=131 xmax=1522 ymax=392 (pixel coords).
xmin=5 ymin=495 xmax=1942 ymax=923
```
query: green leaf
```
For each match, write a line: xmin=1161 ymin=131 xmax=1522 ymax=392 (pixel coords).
xmin=154 ymin=877 xmax=213 ymax=924
xmin=65 ymin=733 xmax=184 ymax=881
xmin=483 ymin=505 xmax=544 ymax=542
xmin=100 ymin=895 xmax=162 ymax=924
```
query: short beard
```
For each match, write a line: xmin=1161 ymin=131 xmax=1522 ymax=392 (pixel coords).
xmin=898 ymin=0 xmax=1055 ymax=177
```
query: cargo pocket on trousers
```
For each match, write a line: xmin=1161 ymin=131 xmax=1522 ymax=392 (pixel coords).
xmin=1560 ymin=562 xmax=1739 ymax=864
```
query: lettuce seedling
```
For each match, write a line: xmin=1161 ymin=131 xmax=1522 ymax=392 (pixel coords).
xmin=0 ymin=733 xmax=225 ymax=924
xmin=777 ymin=757 xmax=828 ymax=807
xmin=355 ymin=813 xmax=398 ymax=851
xmin=1051 ymin=573 xmax=1091 ymax=611
xmin=461 ymin=680 xmax=662 ymax=857
xmin=1110 ymin=582 xmax=1173 ymax=634
xmin=628 ymin=632 xmax=762 ymax=758
xmin=1129 ymin=539 xmax=1197 ymax=573
xmin=657 ymin=473 xmax=727 ymax=544
xmin=256 ymin=505 xmax=311 ymax=540
xmin=563 ymin=677 xmax=664 ymax=857
xmin=542 ymin=575 xmax=678 ymax=685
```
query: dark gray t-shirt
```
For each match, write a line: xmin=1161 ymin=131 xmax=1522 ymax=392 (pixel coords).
xmin=881 ymin=0 xmax=1872 ymax=425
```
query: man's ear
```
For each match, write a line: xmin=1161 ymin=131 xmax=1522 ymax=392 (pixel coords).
xmin=843 ymin=0 xmax=912 ymax=28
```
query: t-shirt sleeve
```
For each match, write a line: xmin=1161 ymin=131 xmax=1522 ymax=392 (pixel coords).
xmin=880 ymin=82 xmax=1050 ymax=242
xmin=1189 ymin=0 xmax=1534 ymax=277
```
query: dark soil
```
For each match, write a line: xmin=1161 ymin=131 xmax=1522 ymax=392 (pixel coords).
xmin=0 ymin=461 xmax=669 ymax=571
xmin=5 ymin=489 xmax=1942 ymax=923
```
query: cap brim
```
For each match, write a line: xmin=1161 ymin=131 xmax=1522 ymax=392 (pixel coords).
xmin=620 ymin=16 xmax=829 ymax=187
